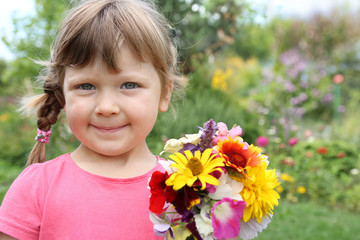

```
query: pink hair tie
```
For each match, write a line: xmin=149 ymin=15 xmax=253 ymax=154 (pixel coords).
xmin=35 ymin=128 xmax=52 ymax=143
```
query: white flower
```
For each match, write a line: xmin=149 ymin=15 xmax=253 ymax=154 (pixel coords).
xmin=162 ymin=132 xmax=202 ymax=153
xmin=350 ymin=168 xmax=359 ymax=175
xmin=194 ymin=204 xmax=214 ymax=239
xmin=208 ymin=173 xmax=243 ymax=201
xmin=158 ymin=159 xmax=173 ymax=173
xmin=149 ymin=212 xmax=173 ymax=239
xmin=239 ymin=215 xmax=272 ymax=240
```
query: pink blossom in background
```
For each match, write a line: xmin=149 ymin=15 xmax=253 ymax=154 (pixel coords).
xmin=304 ymin=130 xmax=312 ymax=138
xmin=333 ymin=74 xmax=344 ymax=84
xmin=256 ymin=136 xmax=269 ymax=147
xmin=288 ymin=137 xmax=298 ymax=146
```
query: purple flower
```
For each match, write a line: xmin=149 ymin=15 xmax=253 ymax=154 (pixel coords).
xmin=298 ymin=93 xmax=308 ymax=102
xmin=280 ymin=49 xmax=301 ymax=66
xmin=291 ymin=97 xmax=301 ymax=105
xmin=301 ymin=81 xmax=309 ymax=89
xmin=289 ymin=107 xmax=305 ymax=118
xmin=338 ymin=105 xmax=346 ymax=113
xmin=312 ymin=89 xmax=320 ymax=97
xmin=286 ymin=68 xmax=300 ymax=78
xmin=322 ymin=93 xmax=333 ymax=104
xmin=199 ymin=119 xmax=216 ymax=150
xmin=285 ymin=81 xmax=296 ymax=92
xmin=180 ymin=143 xmax=199 ymax=154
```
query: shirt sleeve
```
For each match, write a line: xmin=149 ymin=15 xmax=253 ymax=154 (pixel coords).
xmin=0 ymin=164 xmax=45 ymax=240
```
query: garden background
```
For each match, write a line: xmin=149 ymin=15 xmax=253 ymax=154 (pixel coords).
xmin=1 ymin=0 xmax=360 ymax=239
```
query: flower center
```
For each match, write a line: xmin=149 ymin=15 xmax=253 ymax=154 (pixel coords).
xmin=186 ymin=157 xmax=204 ymax=176
xmin=229 ymin=152 xmax=247 ymax=169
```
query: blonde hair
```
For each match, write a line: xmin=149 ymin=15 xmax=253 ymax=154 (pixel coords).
xmin=22 ymin=0 xmax=187 ymax=165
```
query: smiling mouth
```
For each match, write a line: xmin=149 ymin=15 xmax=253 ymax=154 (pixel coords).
xmin=91 ymin=124 xmax=128 ymax=132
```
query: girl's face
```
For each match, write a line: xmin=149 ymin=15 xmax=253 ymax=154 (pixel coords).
xmin=63 ymin=46 xmax=171 ymax=158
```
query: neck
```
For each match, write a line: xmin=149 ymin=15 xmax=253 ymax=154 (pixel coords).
xmin=70 ymin=141 xmax=157 ymax=178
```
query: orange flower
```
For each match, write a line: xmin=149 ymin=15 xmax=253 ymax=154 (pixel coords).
xmin=217 ymin=137 xmax=264 ymax=175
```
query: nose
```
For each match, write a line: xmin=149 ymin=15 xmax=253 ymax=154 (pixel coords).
xmin=95 ymin=92 xmax=120 ymax=117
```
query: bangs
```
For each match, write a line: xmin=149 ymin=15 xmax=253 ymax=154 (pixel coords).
xmin=55 ymin=0 xmax=171 ymax=72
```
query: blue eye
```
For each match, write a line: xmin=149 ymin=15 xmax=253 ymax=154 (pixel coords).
xmin=122 ymin=82 xmax=138 ymax=89
xmin=79 ymin=83 xmax=95 ymax=90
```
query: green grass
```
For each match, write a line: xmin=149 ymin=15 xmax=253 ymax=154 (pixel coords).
xmin=257 ymin=200 xmax=360 ymax=240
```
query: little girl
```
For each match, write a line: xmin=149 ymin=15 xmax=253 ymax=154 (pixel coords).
xmin=0 ymin=0 xmax=187 ymax=239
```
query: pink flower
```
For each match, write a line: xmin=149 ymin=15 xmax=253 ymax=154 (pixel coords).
xmin=256 ymin=136 xmax=269 ymax=147
xmin=304 ymin=130 xmax=312 ymax=138
xmin=211 ymin=198 xmax=246 ymax=239
xmin=212 ymin=122 xmax=243 ymax=145
xmin=288 ymin=137 xmax=298 ymax=147
xmin=333 ymin=74 xmax=344 ymax=84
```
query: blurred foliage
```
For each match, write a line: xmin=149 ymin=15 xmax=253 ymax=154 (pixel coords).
xmin=270 ymin=10 xmax=360 ymax=105
xmin=0 ymin=0 xmax=73 ymax=95
xmin=158 ymin=0 xmax=260 ymax=72
xmin=268 ymin=140 xmax=360 ymax=212
xmin=1 ymin=0 xmax=360 ymax=215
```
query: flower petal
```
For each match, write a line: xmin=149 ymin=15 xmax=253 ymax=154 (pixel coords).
xmin=211 ymin=198 xmax=246 ymax=239
xmin=184 ymin=150 xmax=194 ymax=161
xmin=200 ymin=148 xmax=212 ymax=165
xmin=229 ymin=125 xmax=243 ymax=137
xmin=217 ymin=122 xmax=228 ymax=136
xmin=170 ymin=152 xmax=188 ymax=166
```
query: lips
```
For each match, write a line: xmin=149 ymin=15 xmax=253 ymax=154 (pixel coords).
xmin=91 ymin=124 xmax=128 ymax=132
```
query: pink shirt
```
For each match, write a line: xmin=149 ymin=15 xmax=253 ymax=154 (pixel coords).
xmin=0 ymin=153 xmax=163 ymax=240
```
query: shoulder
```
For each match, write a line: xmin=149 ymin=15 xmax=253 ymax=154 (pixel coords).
xmin=4 ymin=154 xmax=72 ymax=198
xmin=17 ymin=153 xmax=71 ymax=182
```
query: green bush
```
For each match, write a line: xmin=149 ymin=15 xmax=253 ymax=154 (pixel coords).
xmin=148 ymin=87 xmax=261 ymax=154
xmin=0 ymin=104 xmax=35 ymax=165
xmin=0 ymin=102 xmax=78 ymax=166
xmin=273 ymin=140 xmax=360 ymax=211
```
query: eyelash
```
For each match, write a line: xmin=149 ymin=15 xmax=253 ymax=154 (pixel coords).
xmin=121 ymin=82 xmax=139 ymax=89
xmin=78 ymin=83 xmax=95 ymax=90
xmin=76 ymin=82 xmax=139 ymax=90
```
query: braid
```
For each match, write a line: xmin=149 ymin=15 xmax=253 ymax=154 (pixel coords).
xmin=37 ymin=86 xmax=64 ymax=131
xmin=26 ymin=83 xmax=65 ymax=166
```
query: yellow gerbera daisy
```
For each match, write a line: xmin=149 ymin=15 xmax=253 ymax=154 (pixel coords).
xmin=238 ymin=162 xmax=280 ymax=223
xmin=165 ymin=149 xmax=224 ymax=190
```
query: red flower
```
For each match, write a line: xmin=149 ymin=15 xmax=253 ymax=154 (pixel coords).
xmin=171 ymin=186 xmax=200 ymax=215
xmin=337 ymin=152 xmax=346 ymax=158
xmin=149 ymin=171 xmax=176 ymax=214
xmin=317 ymin=147 xmax=328 ymax=155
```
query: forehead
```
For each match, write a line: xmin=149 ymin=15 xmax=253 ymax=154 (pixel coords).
xmin=64 ymin=45 xmax=159 ymax=81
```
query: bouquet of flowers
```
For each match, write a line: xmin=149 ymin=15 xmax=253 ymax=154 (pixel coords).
xmin=148 ymin=119 xmax=280 ymax=240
